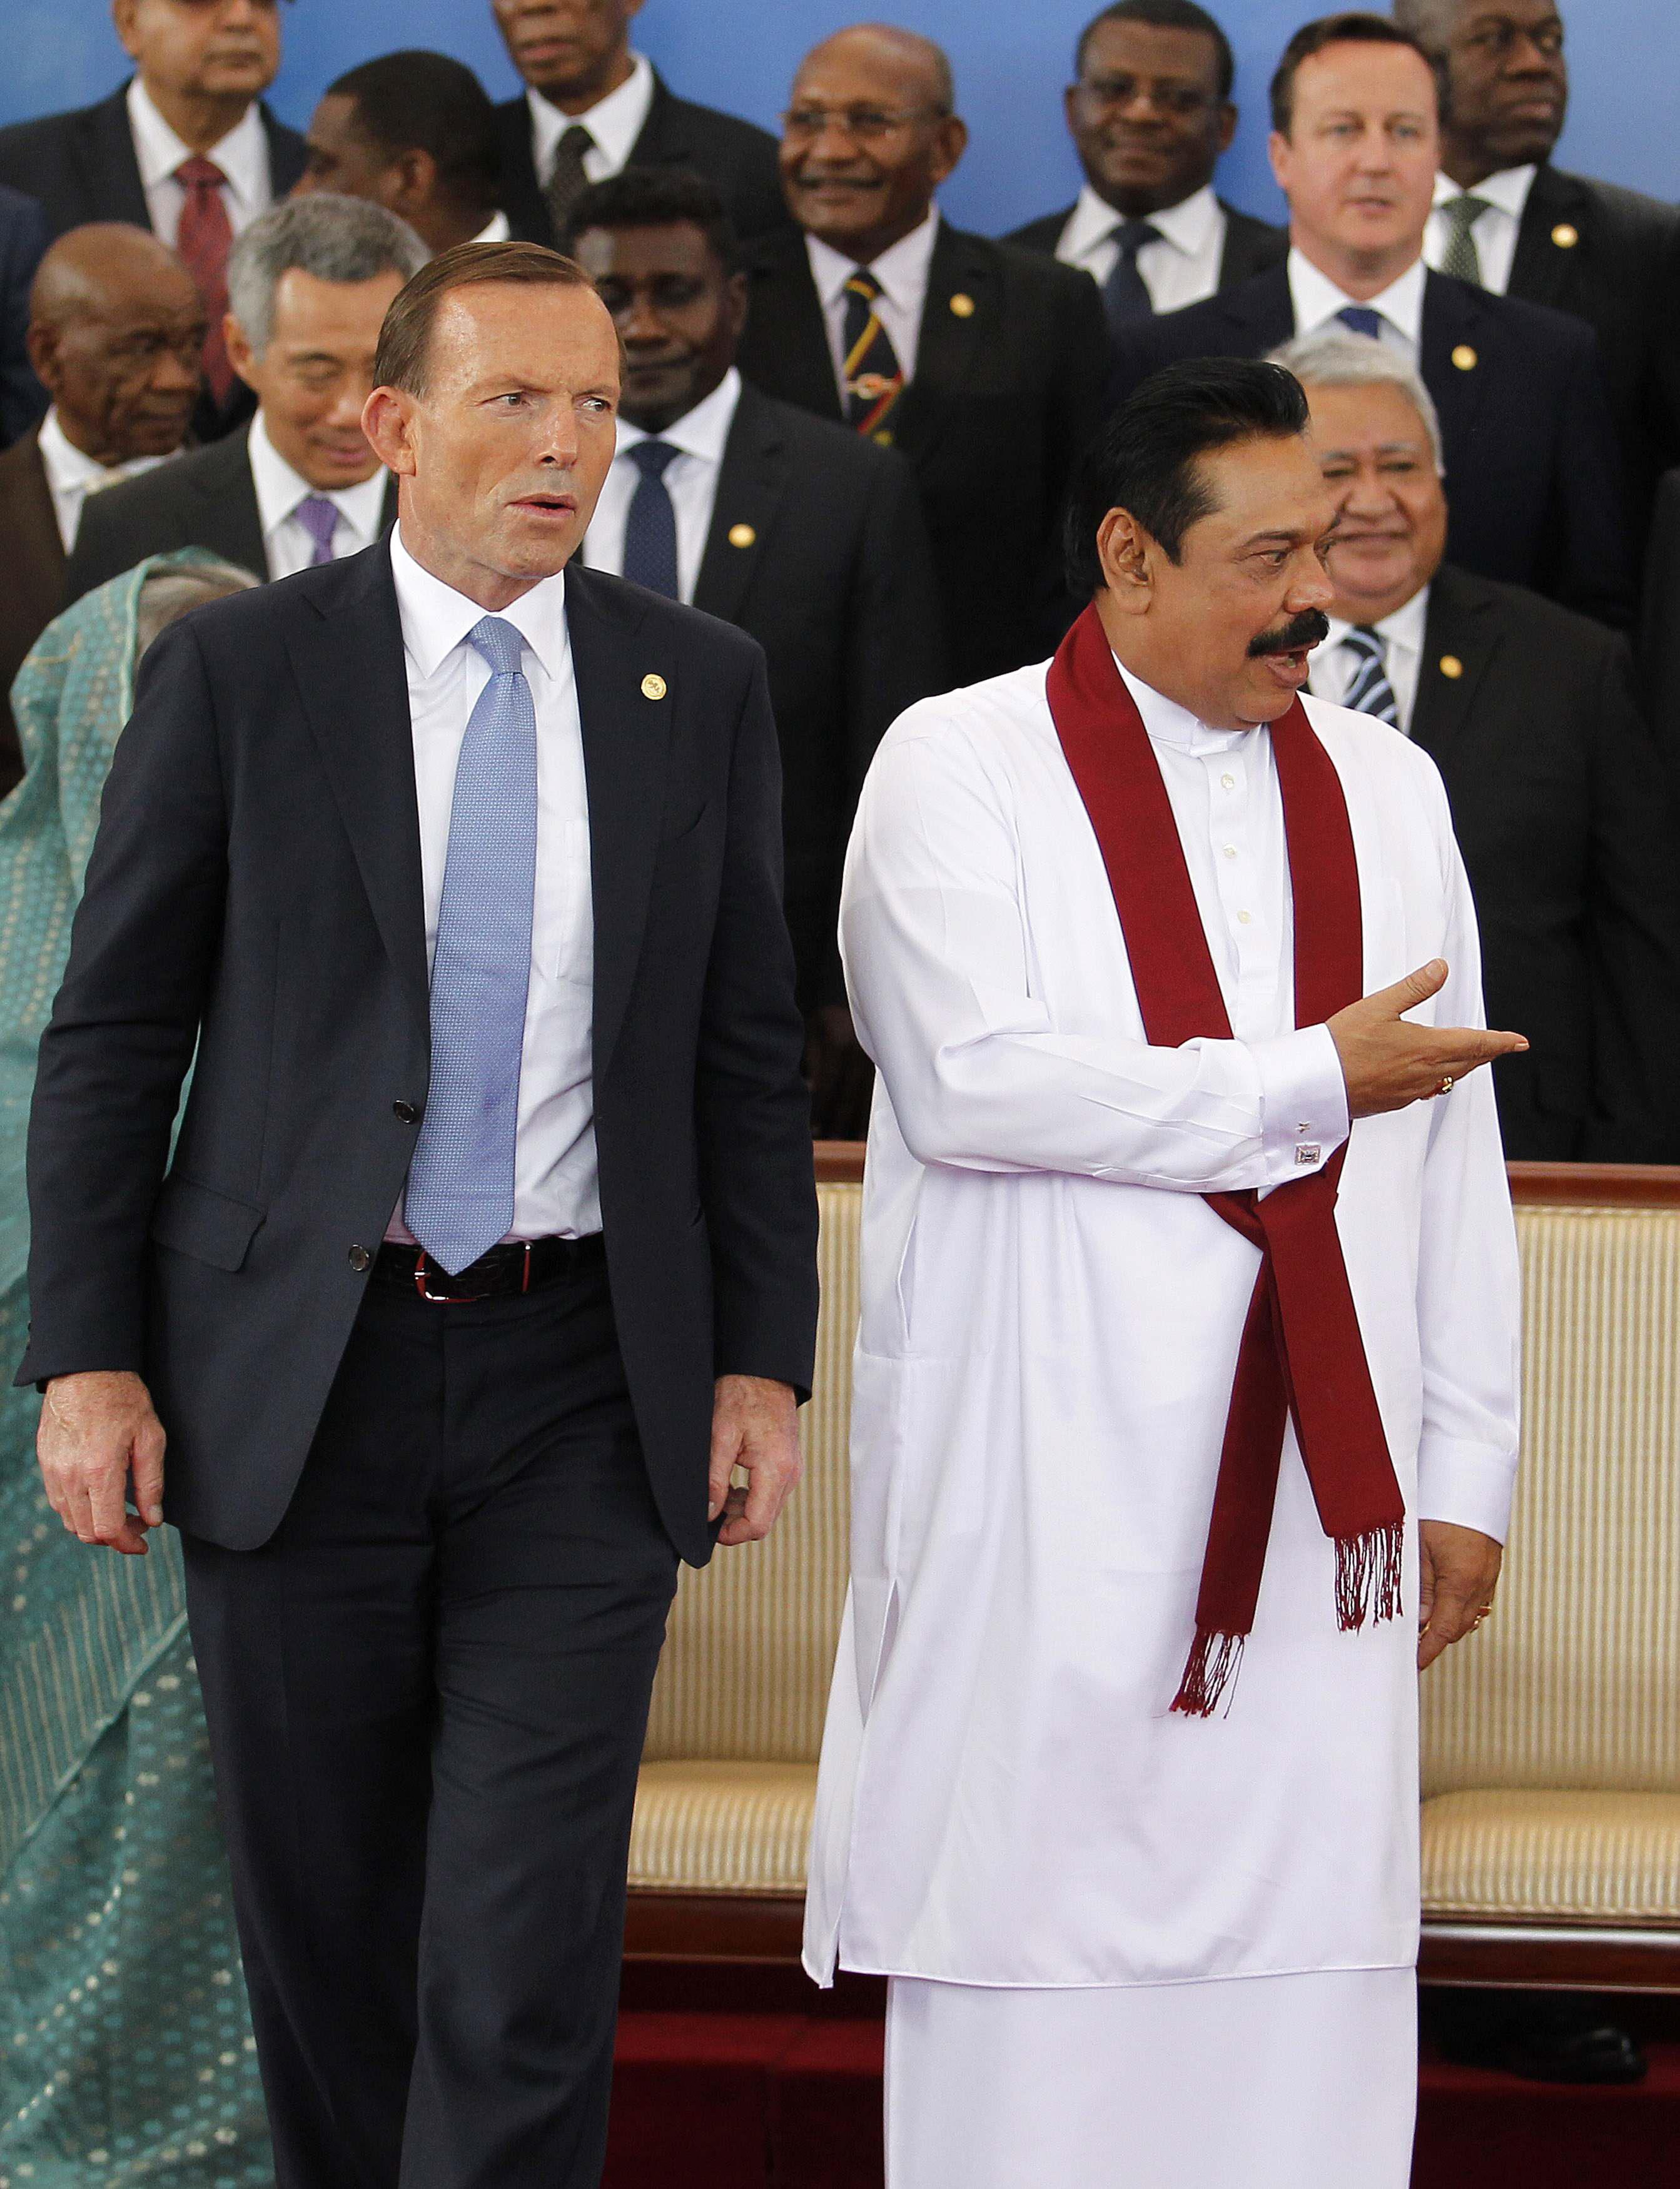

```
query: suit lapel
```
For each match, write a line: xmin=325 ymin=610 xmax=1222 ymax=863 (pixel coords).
xmin=1410 ymin=568 xmax=1501 ymax=774
xmin=260 ymin=103 xmax=306 ymax=196
xmin=896 ymin=223 xmax=988 ymax=466
xmin=1420 ymin=271 xmax=1493 ymax=480
xmin=693 ymin=387 xmax=786 ymax=625
xmin=567 ymin=566 xmax=669 ymax=1083
xmin=188 ymin=432 xmax=267 ymax=579
xmin=1509 ymin=164 xmax=1587 ymax=310
xmin=745 ymin=235 xmax=841 ymax=422
xmin=285 ymin=542 xmax=430 ymax=1031
xmin=89 ymin=83 xmax=154 ymax=231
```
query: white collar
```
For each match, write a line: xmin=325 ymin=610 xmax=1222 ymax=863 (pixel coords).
xmin=126 ymin=74 xmax=270 ymax=207
xmin=1288 ymin=245 xmax=1427 ymax=346
xmin=1063 ymin=178 xmax=1220 ymax=260
xmin=36 ymin=405 xmax=132 ymax=495
xmin=390 ymin=522 xmax=571 ymax=685
xmin=1113 ymin=655 xmax=1251 ymax=752
xmin=1434 ymin=164 xmax=1537 ymax=221
xmin=246 ymin=408 xmax=388 ymax=540
xmin=1325 ymin=580 xmax=1430 ymax=658
xmin=527 ymin=50 xmax=654 ymax=177
xmin=616 ymin=365 xmax=742 ymax=463
xmin=472 ymin=210 xmax=513 ymax=244
xmin=806 ymin=205 xmax=942 ymax=310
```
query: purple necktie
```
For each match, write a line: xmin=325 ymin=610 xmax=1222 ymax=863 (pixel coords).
xmin=295 ymin=494 xmax=340 ymax=566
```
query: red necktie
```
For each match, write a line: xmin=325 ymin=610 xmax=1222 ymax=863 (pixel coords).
xmin=174 ymin=155 xmax=235 ymax=406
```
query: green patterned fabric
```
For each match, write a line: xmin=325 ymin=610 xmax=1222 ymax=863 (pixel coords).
xmin=0 ymin=559 xmax=272 ymax=2188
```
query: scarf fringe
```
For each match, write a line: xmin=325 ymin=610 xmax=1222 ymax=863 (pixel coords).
xmin=1335 ymin=1519 xmax=1405 ymax=1632
xmin=1170 ymin=1629 xmax=1247 ymax=1719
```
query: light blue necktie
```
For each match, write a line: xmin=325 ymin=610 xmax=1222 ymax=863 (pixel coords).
xmin=403 ymin=615 xmax=539 ymax=1273
xmin=1340 ymin=625 xmax=1402 ymax=730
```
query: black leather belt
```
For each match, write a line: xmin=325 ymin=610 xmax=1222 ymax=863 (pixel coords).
xmin=371 ymin=1233 xmax=606 ymax=1302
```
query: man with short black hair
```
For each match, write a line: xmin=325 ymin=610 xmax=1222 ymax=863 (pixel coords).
xmin=1110 ymin=11 xmax=1630 ymax=625
xmin=1008 ymin=1 xmax=1287 ymax=327
xmin=296 ymin=50 xmax=507 ymax=254
xmin=809 ymin=351 xmax=1521 ymax=2186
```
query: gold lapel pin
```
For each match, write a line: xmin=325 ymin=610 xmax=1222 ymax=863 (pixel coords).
xmin=1551 ymin=222 xmax=1579 ymax=250
xmin=640 ymin=672 xmax=667 ymax=701
xmin=873 ymin=428 xmax=895 ymax=447
xmin=949 ymin=291 xmax=976 ymax=318
xmin=727 ymin=523 xmax=756 ymax=549
xmin=1439 ymin=654 xmax=1464 ymax=680
xmin=1451 ymin=344 xmax=1478 ymax=372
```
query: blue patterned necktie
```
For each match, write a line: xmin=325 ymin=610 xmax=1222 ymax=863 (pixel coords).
xmin=1101 ymin=219 xmax=1162 ymax=333
xmin=402 ymin=615 xmax=539 ymax=1273
xmin=1337 ymin=305 xmax=1384 ymax=340
xmin=622 ymin=437 xmax=682 ymax=599
xmin=1340 ymin=625 xmax=1402 ymax=730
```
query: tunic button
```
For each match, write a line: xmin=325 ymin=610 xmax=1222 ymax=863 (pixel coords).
xmin=1221 ymin=772 xmax=1237 ymax=791
xmin=1237 ymin=910 xmax=1252 ymax=925
xmin=1222 ymin=844 xmax=1237 ymax=859
xmin=393 ymin=1101 xmax=417 ymax=1123
xmin=348 ymin=1244 xmax=372 ymax=1273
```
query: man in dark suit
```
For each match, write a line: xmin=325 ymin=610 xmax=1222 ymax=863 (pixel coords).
xmin=1007 ymin=0 xmax=1287 ymax=330
xmin=1395 ymin=0 xmax=1680 ymax=550
xmin=1 ymin=185 xmax=49 ymax=447
xmin=1278 ymin=328 xmax=1680 ymax=1168
xmin=0 ymin=223 xmax=203 ymax=794
xmin=736 ymin=24 xmax=1110 ymax=686
xmin=66 ymin=196 xmax=423 ymax=602
xmin=489 ymin=0 xmax=788 ymax=250
xmin=1110 ymin=13 xmax=1630 ymax=627
xmin=23 ymin=241 xmax=817 ymax=2189
xmin=564 ymin=165 xmax=947 ymax=1135
xmin=1639 ymin=467 xmax=1680 ymax=785
xmin=0 ymin=0 xmax=306 ymax=445
xmin=295 ymin=49 xmax=509 ymax=256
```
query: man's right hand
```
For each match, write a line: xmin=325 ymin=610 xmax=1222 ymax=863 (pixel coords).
xmin=38 ymin=1370 xmax=166 ymax=1555
xmin=1328 ymin=959 xmax=1527 ymax=1121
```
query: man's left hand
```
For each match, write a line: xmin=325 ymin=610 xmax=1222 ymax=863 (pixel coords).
xmin=709 ymin=1375 xmax=801 ymax=1547
xmin=1418 ymin=1520 xmax=1503 ymax=1671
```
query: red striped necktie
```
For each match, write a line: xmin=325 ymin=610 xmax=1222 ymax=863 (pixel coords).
xmin=174 ymin=154 xmax=235 ymax=406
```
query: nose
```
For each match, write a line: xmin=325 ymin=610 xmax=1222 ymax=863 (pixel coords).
xmin=153 ymin=343 xmax=201 ymax=396
xmin=619 ymin=289 xmax=667 ymax=346
xmin=536 ymin=398 xmax=582 ymax=469
xmin=1338 ymin=465 xmax=1395 ymax=519
xmin=325 ymin=373 xmax=375 ymax=428
xmin=1287 ymin=554 xmax=1336 ymax=612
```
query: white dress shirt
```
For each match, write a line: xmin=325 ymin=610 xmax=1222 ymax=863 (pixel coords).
xmin=385 ymin=525 xmax=600 ymax=1245
xmin=125 ymin=77 xmax=273 ymax=249
xmin=246 ymin=410 xmax=389 ymax=580
xmin=1288 ymin=246 xmax=1427 ymax=358
xmin=34 ymin=405 xmax=171 ymax=552
xmin=583 ymin=366 xmax=742 ymax=602
xmin=1310 ymin=585 xmax=1430 ymax=737
xmin=807 ymin=210 xmax=942 ymax=403
xmin=527 ymin=51 xmax=655 ymax=186
xmin=1425 ymin=165 xmax=1537 ymax=296
xmin=1055 ymin=181 xmax=1229 ymax=315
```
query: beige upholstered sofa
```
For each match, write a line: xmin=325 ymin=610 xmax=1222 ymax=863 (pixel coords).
xmin=625 ymin=1153 xmax=1680 ymax=1991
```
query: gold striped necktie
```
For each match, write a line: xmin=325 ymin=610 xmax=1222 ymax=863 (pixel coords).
xmin=841 ymin=268 xmax=904 ymax=442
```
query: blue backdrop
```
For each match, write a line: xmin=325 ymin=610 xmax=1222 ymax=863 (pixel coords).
xmin=6 ymin=2 xmax=1676 ymax=235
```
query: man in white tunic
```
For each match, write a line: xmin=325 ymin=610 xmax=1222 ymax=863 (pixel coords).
xmin=805 ymin=356 xmax=1525 ymax=2185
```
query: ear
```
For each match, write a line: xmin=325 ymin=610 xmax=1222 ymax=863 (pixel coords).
xmin=363 ymin=385 xmax=418 ymax=478
xmin=1268 ymin=129 xmax=1292 ymax=193
xmin=223 ymin=313 xmax=258 ymax=393
xmin=1216 ymin=103 xmax=1238 ymax=156
xmin=392 ymin=148 xmax=437 ymax=215
xmin=931 ymin=114 xmax=969 ymax=188
xmin=721 ymin=266 xmax=749 ymax=345
xmin=25 ymin=319 xmax=63 ymax=395
xmin=1095 ymin=507 xmax=1156 ymax=615
xmin=110 ymin=0 xmax=143 ymax=63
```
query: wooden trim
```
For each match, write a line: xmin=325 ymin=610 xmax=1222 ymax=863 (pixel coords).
xmin=625 ymin=1890 xmax=806 ymax=1964
xmin=814 ymin=1140 xmax=866 ymax=1184
xmin=1421 ymin=1921 xmax=1680 ymax=1994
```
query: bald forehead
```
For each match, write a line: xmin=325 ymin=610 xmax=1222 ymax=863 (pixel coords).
xmin=33 ymin=223 xmax=200 ymax=324
xmin=794 ymin=24 xmax=953 ymax=109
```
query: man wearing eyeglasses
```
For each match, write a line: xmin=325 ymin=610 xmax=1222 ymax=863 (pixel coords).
xmin=736 ymin=24 xmax=1108 ymax=687
xmin=0 ymin=0 xmax=306 ymax=447
xmin=1009 ymin=0 xmax=1287 ymax=334
xmin=1395 ymin=0 xmax=1680 ymax=557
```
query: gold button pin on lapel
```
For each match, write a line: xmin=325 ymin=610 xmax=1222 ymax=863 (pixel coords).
xmin=873 ymin=428 xmax=894 ymax=447
xmin=1451 ymin=344 xmax=1478 ymax=372
xmin=1551 ymin=222 xmax=1579 ymax=249
xmin=1440 ymin=654 xmax=1464 ymax=680
xmin=727 ymin=523 xmax=756 ymax=549
xmin=949 ymin=292 xmax=975 ymax=318
xmin=640 ymin=673 xmax=667 ymax=701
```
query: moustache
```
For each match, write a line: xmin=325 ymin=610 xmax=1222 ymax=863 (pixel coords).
xmin=1247 ymin=609 xmax=1330 ymax=659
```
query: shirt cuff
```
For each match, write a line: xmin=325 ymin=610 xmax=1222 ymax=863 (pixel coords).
xmin=1250 ymin=1023 xmax=1350 ymax=1188
xmin=1417 ymin=1437 xmax=1519 ymax=1544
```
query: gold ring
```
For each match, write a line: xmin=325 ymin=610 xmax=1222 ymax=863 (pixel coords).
xmin=1436 ymin=1075 xmax=1455 ymax=1098
xmin=1469 ymin=1605 xmax=1494 ymax=1630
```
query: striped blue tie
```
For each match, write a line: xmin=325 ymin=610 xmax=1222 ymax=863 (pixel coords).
xmin=403 ymin=615 xmax=539 ymax=1274
xmin=1340 ymin=625 xmax=1401 ymax=730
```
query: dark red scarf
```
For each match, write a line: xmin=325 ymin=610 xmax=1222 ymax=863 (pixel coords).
xmin=1045 ymin=604 xmax=1405 ymax=1717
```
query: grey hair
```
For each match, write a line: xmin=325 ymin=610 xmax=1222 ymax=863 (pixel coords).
xmin=135 ymin=559 xmax=261 ymax=659
xmin=1267 ymin=330 xmax=1445 ymax=472
xmin=226 ymin=195 xmax=429 ymax=357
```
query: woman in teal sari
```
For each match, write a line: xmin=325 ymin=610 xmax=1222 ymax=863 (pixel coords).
xmin=0 ymin=555 xmax=275 ymax=2189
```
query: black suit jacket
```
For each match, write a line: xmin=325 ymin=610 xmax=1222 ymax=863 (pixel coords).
xmin=736 ymin=221 xmax=1109 ymax=684
xmin=496 ymin=71 xmax=790 ymax=248
xmin=1407 ymin=563 xmax=1680 ymax=1160
xmin=1004 ymin=196 xmax=1288 ymax=293
xmin=1637 ymin=465 xmax=1680 ymax=784
xmin=1111 ymin=261 xmax=1631 ymax=627
xmin=63 ymin=427 xmax=398 ymax=604
xmin=18 ymin=547 xmax=819 ymax=1562
xmin=0 ymin=426 xmax=64 ymax=792
xmin=0 ymin=185 xmax=48 ymax=449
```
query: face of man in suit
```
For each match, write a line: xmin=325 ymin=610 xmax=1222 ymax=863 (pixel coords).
xmin=1096 ymin=430 xmax=1337 ymax=732
xmin=780 ymin=27 xmax=969 ymax=268
xmin=365 ymin=277 xmax=620 ymax=613
xmin=113 ymin=0 xmax=281 ymax=130
xmin=1066 ymin=16 xmax=1237 ymax=220
xmin=492 ymin=0 xmax=642 ymax=112
xmin=28 ymin=225 xmax=205 ymax=465
xmin=1414 ymin=2 xmax=1567 ymax=185
xmin=573 ymin=218 xmax=746 ymax=435
xmin=226 ymin=265 xmax=404 ymax=490
xmin=1270 ymin=41 xmax=1439 ymax=297
xmin=1304 ymin=377 xmax=1448 ymax=625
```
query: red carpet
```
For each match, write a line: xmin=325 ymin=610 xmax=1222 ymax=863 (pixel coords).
xmin=602 ymin=2011 xmax=1680 ymax=2187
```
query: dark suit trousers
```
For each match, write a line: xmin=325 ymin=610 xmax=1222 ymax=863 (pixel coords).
xmin=180 ymin=1259 xmax=679 ymax=2189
